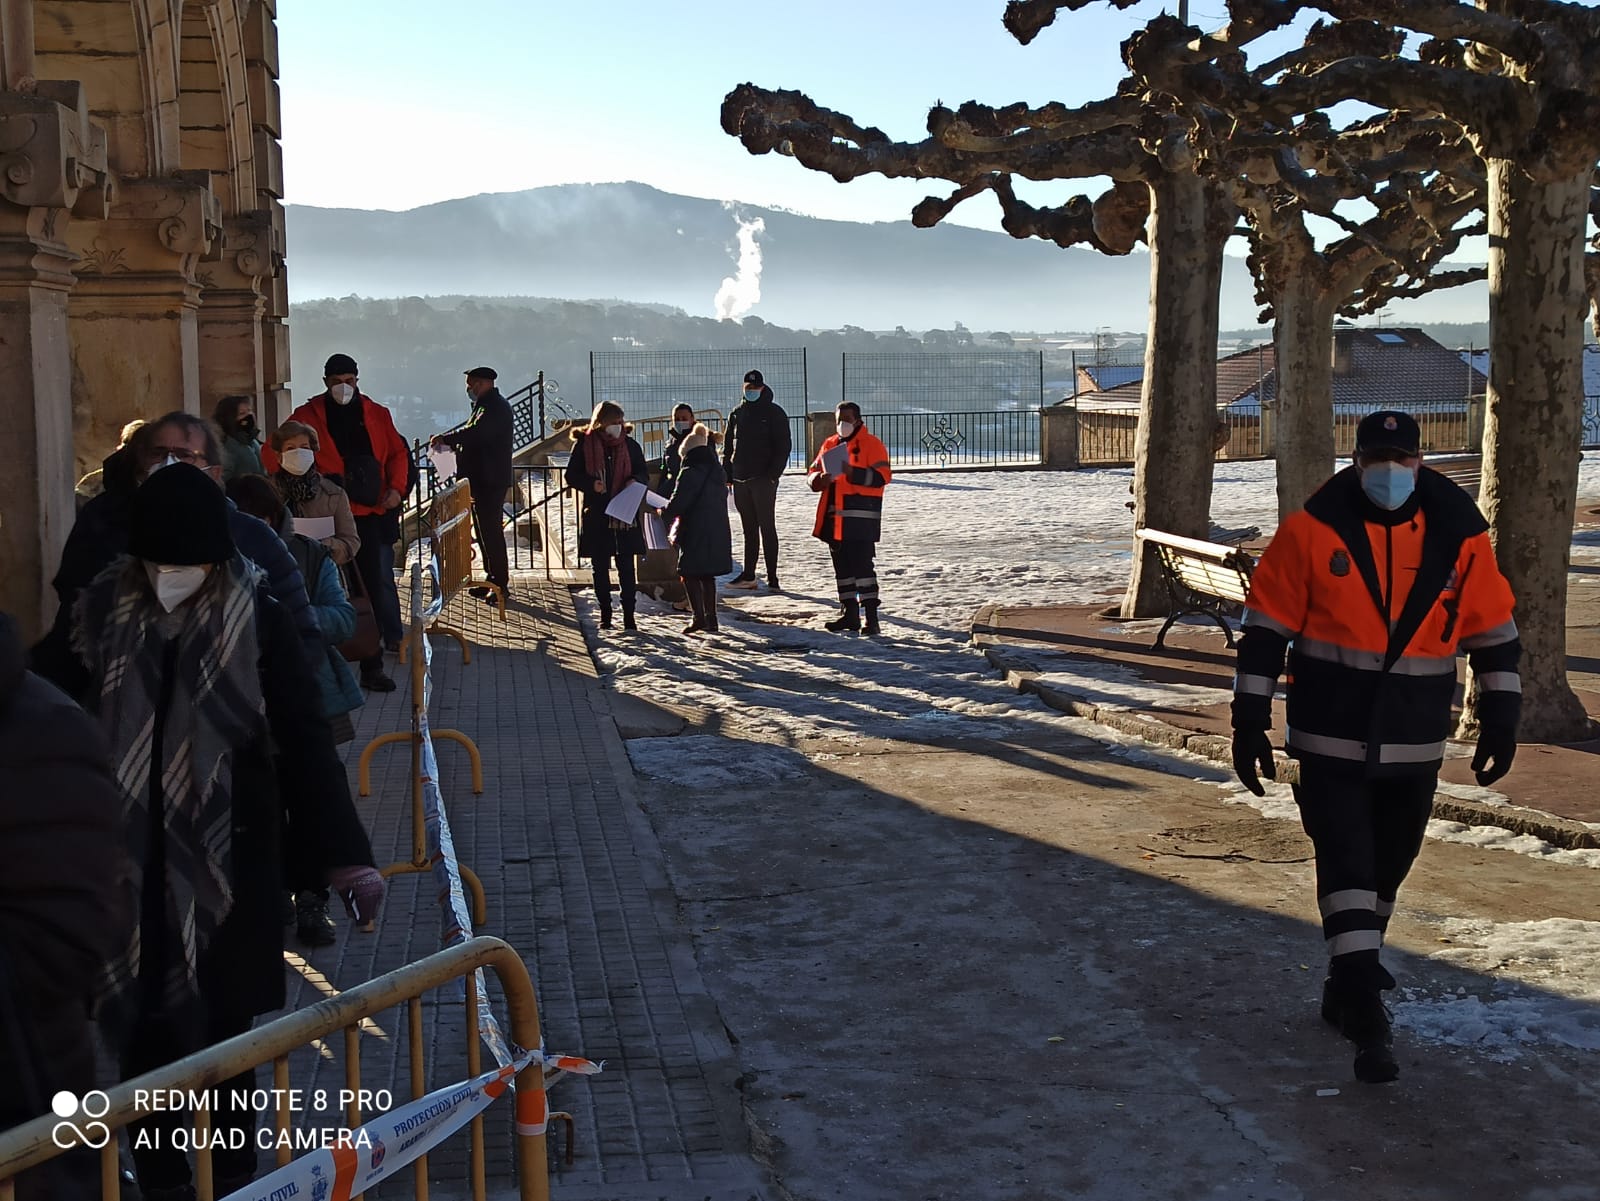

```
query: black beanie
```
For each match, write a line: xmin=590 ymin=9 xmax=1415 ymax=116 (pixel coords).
xmin=324 ymin=352 xmax=359 ymax=377
xmin=128 ymin=463 xmax=234 ymax=565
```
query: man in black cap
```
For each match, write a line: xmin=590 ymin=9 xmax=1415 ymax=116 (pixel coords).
xmin=261 ymin=353 xmax=412 ymax=691
xmin=433 ymin=367 xmax=514 ymax=601
xmin=722 ymin=368 xmax=791 ymax=590
xmin=1230 ymin=408 xmax=1521 ymax=1084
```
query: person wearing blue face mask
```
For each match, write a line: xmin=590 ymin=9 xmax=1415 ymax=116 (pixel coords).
xmin=1229 ymin=409 xmax=1521 ymax=1086
xmin=721 ymin=369 xmax=791 ymax=591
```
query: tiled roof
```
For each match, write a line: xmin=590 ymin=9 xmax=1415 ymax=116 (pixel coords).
xmin=1065 ymin=329 xmax=1485 ymax=412
xmin=1463 ymin=345 xmax=1600 ymax=397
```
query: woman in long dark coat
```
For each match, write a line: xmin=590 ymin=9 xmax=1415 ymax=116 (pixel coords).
xmin=566 ymin=401 xmax=649 ymax=632
xmin=70 ymin=464 xmax=382 ymax=1200
xmin=662 ymin=424 xmax=734 ymax=634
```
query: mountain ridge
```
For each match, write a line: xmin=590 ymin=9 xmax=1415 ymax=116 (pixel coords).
xmin=284 ymin=181 xmax=1490 ymax=331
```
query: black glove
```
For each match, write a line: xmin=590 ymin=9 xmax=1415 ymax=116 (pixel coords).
xmin=1470 ymin=725 xmax=1517 ymax=786
xmin=1231 ymin=728 xmax=1277 ymax=797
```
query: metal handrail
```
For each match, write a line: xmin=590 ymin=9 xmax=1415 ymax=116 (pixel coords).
xmin=0 ymin=937 xmax=553 ymax=1201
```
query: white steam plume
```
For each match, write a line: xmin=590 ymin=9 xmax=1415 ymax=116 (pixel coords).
xmin=714 ymin=210 xmax=766 ymax=320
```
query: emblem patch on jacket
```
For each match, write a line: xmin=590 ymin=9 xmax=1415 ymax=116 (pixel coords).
xmin=1329 ymin=549 xmax=1351 ymax=577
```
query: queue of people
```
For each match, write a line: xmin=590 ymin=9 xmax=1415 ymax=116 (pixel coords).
xmin=11 ymin=352 xmax=403 ymax=1200
xmin=572 ymin=375 xmax=896 ymax=642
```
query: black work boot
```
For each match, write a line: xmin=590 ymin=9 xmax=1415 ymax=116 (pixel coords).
xmin=295 ymin=890 xmax=337 ymax=948
xmin=1325 ymin=977 xmax=1398 ymax=1084
xmin=683 ymin=578 xmax=708 ymax=633
xmin=825 ymin=600 xmax=861 ymax=633
xmin=701 ymin=579 xmax=720 ymax=633
xmin=862 ymin=601 xmax=882 ymax=636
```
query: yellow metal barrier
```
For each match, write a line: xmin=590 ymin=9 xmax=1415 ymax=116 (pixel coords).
xmin=438 ymin=478 xmax=506 ymax=624
xmin=360 ymin=562 xmax=487 ymax=925
xmin=631 ymin=407 xmax=725 ymax=464
xmin=0 ymin=937 xmax=571 ymax=1201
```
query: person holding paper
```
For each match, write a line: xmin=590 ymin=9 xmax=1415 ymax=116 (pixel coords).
xmin=662 ymin=423 xmax=733 ymax=634
xmin=432 ymin=367 xmax=514 ymax=602
xmin=808 ymin=403 xmax=893 ymax=635
xmin=268 ymin=420 xmax=361 ymax=566
xmin=566 ymin=401 xmax=649 ymax=632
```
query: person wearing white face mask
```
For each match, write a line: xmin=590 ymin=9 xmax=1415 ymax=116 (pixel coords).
xmin=69 ymin=463 xmax=383 ymax=1199
xmin=268 ymin=421 xmax=360 ymax=566
xmin=658 ymin=403 xmax=699 ymax=501
xmin=1231 ymin=409 xmax=1520 ymax=1085
xmin=807 ymin=403 xmax=893 ymax=635
xmin=566 ymin=401 xmax=648 ymax=631
xmin=431 ymin=367 xmax=514 ymax=602
xmin=260 ymin=353 xmax=410 ymax=691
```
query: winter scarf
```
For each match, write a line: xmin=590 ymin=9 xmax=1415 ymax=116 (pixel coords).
xmin=73 ymin=554 xmax=266 ymax=1033
xmin=583 ymin=427 xmax=634 ymax=497
xmin=277 ymin=467 xmax=323 ymax=510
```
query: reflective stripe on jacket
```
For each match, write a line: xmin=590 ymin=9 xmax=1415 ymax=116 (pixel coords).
xmin=1235 ymin=465 xmax=1519 ymax=777
xmin=809 ymin=429 xmax=892 ymax=542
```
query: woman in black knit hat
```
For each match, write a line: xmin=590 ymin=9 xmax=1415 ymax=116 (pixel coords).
xmin=69 ymin=463 xmax=384 ymax=1201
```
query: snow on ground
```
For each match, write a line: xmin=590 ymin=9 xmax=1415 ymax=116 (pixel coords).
xmin=1392 ymin=918 xmax=1600 ymax=1061
xmin=599 ymin=456 xmax=1600 ymax=1059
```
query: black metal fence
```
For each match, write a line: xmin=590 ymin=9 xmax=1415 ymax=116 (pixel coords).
xmin=590 ymin=347 xmax=809 ymax=466
xmin=861 ymin=410 xmax=1042 ymax=468
xmin=837 ymin=351 xmax=1046 ymax=466
xmin=842 ymin=351 xmax=1044 ymax=413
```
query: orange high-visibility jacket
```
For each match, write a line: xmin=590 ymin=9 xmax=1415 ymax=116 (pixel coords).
xmin=808 ymin=428 xmax=892 ymax=542
xmin=1233 ymin=465 xmax=1520 ymax=777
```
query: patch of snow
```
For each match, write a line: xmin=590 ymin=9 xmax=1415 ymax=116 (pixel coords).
xmin=1424 ymin=820 xmax=1600 ymax=869
xmin=1393 ymin=918 xmax=1600 ymax=1060
xmin=586 ymin=457 xmax=1600 ymax=862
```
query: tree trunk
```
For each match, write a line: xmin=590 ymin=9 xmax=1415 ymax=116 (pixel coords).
xmin=1121 ymin=173 xmax=1231 ymax=618
xmin=1463 ymin=159 xmax=1593 ymax=742
xmin=1269 ymin=272 xmax=1337 ymax=517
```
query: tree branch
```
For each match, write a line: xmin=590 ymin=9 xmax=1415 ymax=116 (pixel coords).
xmin=722 ymin=83 xmax=1159 ymax=190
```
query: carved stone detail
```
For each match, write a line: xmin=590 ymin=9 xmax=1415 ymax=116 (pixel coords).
xmin=0 ymin=81 xmax=107 ymax=214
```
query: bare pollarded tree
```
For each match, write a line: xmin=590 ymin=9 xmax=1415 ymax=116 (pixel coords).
xmin=1202 ymin=110 xmax=1486 ymax=516
xmin=721 ymin=81 xmax=1238 ymax=620
xmin=1024 ymin=0 xmax=1600 ymax=740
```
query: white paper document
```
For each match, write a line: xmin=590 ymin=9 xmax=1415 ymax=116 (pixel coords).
xmin=428 ymin=446 xmax=458 ymax=481
xmin=292 ymin=516 xmax=336 ymax=541
xmin=643 ymin=511 xmax=671 ymax=551
xmin=644 ymin=488 xmax=670 ymax=508
xmin=820 ymin=443 xmax=849 ymax=477
xmin=604 ymin=479 xmax=648 ymax=523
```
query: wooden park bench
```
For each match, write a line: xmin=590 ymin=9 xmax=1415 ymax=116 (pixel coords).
xmin=1427 ymin=453 xmax=1482 ymax=499
xmin=1135 ymin=528 xmax=1258 ymax=650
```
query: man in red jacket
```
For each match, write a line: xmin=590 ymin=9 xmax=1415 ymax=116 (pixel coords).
xmin=263 ymin=353 xmax=410 ymax=691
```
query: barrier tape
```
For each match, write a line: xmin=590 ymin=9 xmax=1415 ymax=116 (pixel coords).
xmin=218 ymin=1048 xmax=602 ymax=1201
xmin=413 ymin=551 xmax=514 ymax=1068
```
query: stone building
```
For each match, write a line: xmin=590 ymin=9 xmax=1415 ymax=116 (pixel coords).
xmin=0 ymin=0 xmax=288 ymax=636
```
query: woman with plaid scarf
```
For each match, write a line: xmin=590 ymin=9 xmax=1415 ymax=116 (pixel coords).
xmin=69 ymin=464 xmax=383 ymax=1201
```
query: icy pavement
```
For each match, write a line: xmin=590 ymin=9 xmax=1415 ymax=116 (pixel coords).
xmin=593 ymin=456 xmax=1600 ymax=1083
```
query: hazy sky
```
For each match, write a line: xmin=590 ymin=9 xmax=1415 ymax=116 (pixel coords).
xmin=277 ymin=0 xmax=1232 ymax=231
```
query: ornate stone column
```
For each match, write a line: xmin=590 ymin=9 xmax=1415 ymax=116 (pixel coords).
xmin=0 ymin=77 xmax=110 ymax=635
xmin=66 ymin=172 xmax=221 ymax=474
xmin=196 ymin=211 xmax=279 ymax=406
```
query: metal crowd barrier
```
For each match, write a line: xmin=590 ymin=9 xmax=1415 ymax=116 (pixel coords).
xmin=359 ymin=560 xmax=488 ymax=925
xmin=0 ymin=937 xmax=580 ymax=1201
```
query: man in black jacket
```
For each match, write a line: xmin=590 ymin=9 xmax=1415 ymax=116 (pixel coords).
xmin=722 ymin=368 xmax=791 ymax=590
xmin=434 ymin=366 xmax=514 ymax=601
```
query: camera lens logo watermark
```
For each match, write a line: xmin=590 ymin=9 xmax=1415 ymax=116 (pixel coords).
xmin=51 ymin=1090 xmax=112 ymax=1150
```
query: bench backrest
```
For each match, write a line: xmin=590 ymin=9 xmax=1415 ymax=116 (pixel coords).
xmin=1137 ymin=528 xmax=1254 ymax=604
xmin=1426 ymin=455 xmax=1481 ymax=499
